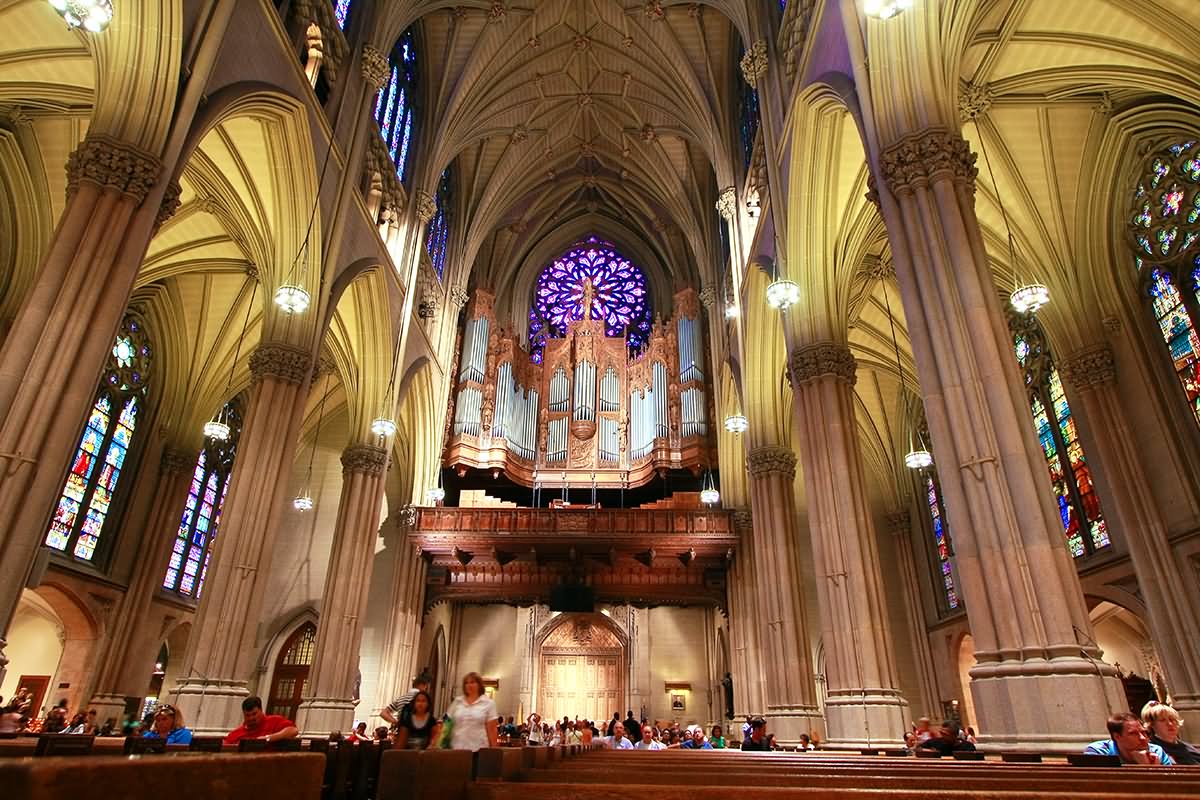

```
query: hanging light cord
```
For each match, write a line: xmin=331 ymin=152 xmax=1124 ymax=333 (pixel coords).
xmin=224 ymin=278 xmax=258 ymax=394
xmin=283 ymin=135 xmax=339 ymax=285
xmin=305 ymin=372 xmax=331 ymax=483
xmin=881 ymin=277 xmax=925 ymax=453
xmin=973 ymin=119 xmax=1021 ymax=283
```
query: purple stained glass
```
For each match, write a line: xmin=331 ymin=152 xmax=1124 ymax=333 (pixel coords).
xmin=333 ymin=0 xmax=352 ymax=29
xmin=529 ymin=237 xmax=652 ymax=363
xmin=925 ymin=475 xmax=959 ymax=610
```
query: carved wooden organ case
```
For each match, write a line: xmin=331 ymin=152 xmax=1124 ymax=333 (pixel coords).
xmin=445 ymin=287 xmax=715 ymax=488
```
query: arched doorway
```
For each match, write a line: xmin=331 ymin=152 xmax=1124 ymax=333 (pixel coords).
xmin=537 ymin=614 xmax=625 ymax=724
xmin=267 ymin=622 xmax=317 ymax=720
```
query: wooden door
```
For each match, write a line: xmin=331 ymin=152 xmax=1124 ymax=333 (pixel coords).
xmin=16 ymin=675 xmax=50 ymax=718
xmin=267 ymin=623 xmax=316 ymax=721
xmin=539 ymin=651 xmax=622 ymax=724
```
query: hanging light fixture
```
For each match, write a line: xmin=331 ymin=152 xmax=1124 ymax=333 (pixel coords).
xmin=48 ymin=0 xmax=112 ymax=32
xmin=863 ymin=0 xmax=913 ymax=20
xmin=878 ymin=266 xmax=934 ymax=470
xmin=370 ymin=416 xmax=397 ymax=438
xmin=294 ymin=370 xmax=332 ymax=513
xmin=973 ymin=113 xmax=1051 ymax=316
xmin=724 ymin=303 xmax=739 ymax=319
xmin=765 ymin=278 xmax=801 ymax=311
xmin=204 ymin=279 xmax=258 ymax=441
xmin=904 ymin=449 xmax=933 ymax=469
xmin=723 ymin=414 xmax=749 ymax=434
xmin=275 ymin=134 xmax=338 ymax=316
xmin=700 ymin=469 xmax=720 ymax=506
xmin=274 ymin=284 xmax=311 ymax=314
xmin=427 ymin=486 xmax=446 ymax=503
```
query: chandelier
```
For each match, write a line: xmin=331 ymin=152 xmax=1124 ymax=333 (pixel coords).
xmin=765 ymin=279 xmax=800 ymax=311
xmin=294 ymin=370 xmax=332 ymax=512
xmin=723 ymin=414 xmax=749 ymax=434
xmin=427 ymin=486 xmax=446 ymax=503
xmin=371 ymin=417 xmax=397 ymax=438
xmin=904 ymin=449 xmax=933 ymax=469
xmin=48 ymin=0 xmax=112 ymax=32
xmin=274 ymin=284 xmax=311 ymax=314
xmin=863 ymin=0 xmax=913 ymax=20
xmin=1010 ymin=283 xmax=1050 ymax=315
xmin=292 ymin=492 xmax=314 ymax=512
xmin=700 ymin=470 xmax=720 ymax=506
xmin=204 ymin=277 xmax=257 ymax=441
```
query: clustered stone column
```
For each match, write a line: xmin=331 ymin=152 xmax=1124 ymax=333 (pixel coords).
xmin=0 ymin=135 xmax=166 ymax=682
xmin=876 ymin=128 xmax=1124 ymax=749
xmin=87 ymin=447 xmax=198 ymax=724
xmin=174 ymin=343 xmax=313 ymax=734
xmin=727 ymin=509 xmax=767 ymax=719
xmin=374 ymin=511 xmax=428 ymax=717
xmin=885 ymin=510 xmax=941 ymax=718
xmin=297 ymin=443 xmax=390 ymax=733
xmin=1060 ymin=344 xmax=1200 ymax=727
xmin=788 ymin=342 xmax=908 ymax=747
xmin=744 ymin=446 xmax=823 ymax=742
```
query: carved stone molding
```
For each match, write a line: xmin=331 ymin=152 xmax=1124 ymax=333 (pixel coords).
xmin=155 ymin=180 xmax=182 ymax=231
xmin=731 ymin=509 xmax=752 ymax=537
xmin=739 ymin=39 xmax=768 ymax=87
xmin=885 ymin=509 xmax=912 ymax=536
xmin=879 ymin=128 xmax=978 ymax=196
xmin=1059 ymin=344 xmax=1117 ymax=390
xmin=250 ymin=343 xmax=313 ymax=385
xmin=361 ymin=45 xmax=390 ymax=91
xmin=449 ymin=286 xmax=470 ymax=308
xmin=861 ymin=254 xmax=894 ymax=281
xmin=788 ymin=342 xmax=857 ymax=387
xmin=715 ymin=186 xmax=738 ymax=220
xmin=66 ymin=134 xmax=162 ymax=205
xmin=746 ymin=446 xmax=797 ymax=479
xmin=958 ymin=81 xmax=994 ymax=122
xmin=342 ymin=443 xmax=389 ymax=475
xmin=864 ymin=172 xmax=880 ymax=207
xmin=698 ymin=285 xmax=716 ymax=309
xmin=416 ymin=190 xmax=437 ymax=223
xmin=160 ymin=447 xmax=196 ymax=475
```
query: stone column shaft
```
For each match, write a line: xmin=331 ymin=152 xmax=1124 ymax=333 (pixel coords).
xmin=1061 ymin=346 xmax=1200 ymax=727
xmin=728 ymin=510 xmax=766 ymax=718
xmin=297 ymin=443 xmax=389 ymax=733
xmin=886 ymin=510 xmax=941 ymax=719
xmin=876 ymin=128 xmax=1123 ymax=749
xmin=788 ymin=343 xmax=908 ymax=747
xmin=174 ymin=343 xmax=312 ymax=734
xmin=88 ymin=447 xmax=197 ymax=722
xmin=745 ymin=447 xmax=822 ymax=742
xmin=375 ymin=527 xmax=427 ymax=718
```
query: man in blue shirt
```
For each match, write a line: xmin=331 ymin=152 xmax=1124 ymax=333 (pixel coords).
xmin=681 ymin=727 xmax=713 ymax=749
xmin=600 ymin=720 xmax=634 ymax=749
xmin=1085 ymin=712 xmax=1174 ymax=765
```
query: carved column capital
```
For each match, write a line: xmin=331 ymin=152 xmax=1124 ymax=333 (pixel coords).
xmin=342 ymin=444 xmax=390 ymax=475
xmin=698 ymin=285 xmax=716 ymax=309
xmin=746 ymin=445 xmax=796 ymax=479
xmin=861 ymin=254 xmax=894 ymax=281
xmin=416 ymin=190 xmax=438 ymax=223
xmin=958 ymin=82 xmax=994 ymax=122
xmin=249 ymin=343 xmax=313 ymax=385
xmin=1059 ymin=344 xmax=1117 ymax=390
xmin=731 ymin=509 xmax=753 ymax=536
xmin=878 ymin=128 xmax=977 ymax=196
xmin=160 ymin=447 xmax=196 ymax=475
xmin=788 ymin=342 xmax=857 ymax=387
xmin=885 ymin=509 xmax=912 ymax=537
xmin=361 ymin=45 xmax=390 ymax=92
xmin=449 ymin=286 xmax=470 ymax=308
xmin=739 ymin=39 xmax=768 ymax=87
xmin=715 ymin=186 xmax=738 ymax=219
xmin=66 ymin=134 xmax=162 ymax=205
xmin=154 ymin=180 xmax=183 ymax=231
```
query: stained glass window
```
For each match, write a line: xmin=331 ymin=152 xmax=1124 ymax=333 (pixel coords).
xmin=426 ymin=168 xmax=452 ymax=281
xmin=736 ymin=43 xmax=760 ymax=172
xmin=1011 ymin=314 xmax=1109 ymax=557
xmin=162 ymin=400 xmax=243 ymax=600
xmin=45 ymin=315 xmax=151 ymax=562
xmin=333 ymin=0 xmax=352 ymax=29
xmin=528 ymin=237 xmax=653 ymax=364
xmin=374 ymin=27 xmax=418 ymax=183
xmin=925 ymin=474 xmax=959 ymax=610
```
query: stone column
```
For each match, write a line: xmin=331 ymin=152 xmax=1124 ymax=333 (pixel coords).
xmin=0 ymin=136 xmax=169 ymax=683
xmin=88 ymin=447 xmax=197 ymax=724
xmin=374 ymin=511 xmax=428 ymax=720
xmin=728 ymin=509 xmax=767 ymax=718
xmin=787 ymin=342 xmax=908 ymax=747
xmin=744 ymin=447 xmax=823 ymax=742
xmin=885 ymin=510 xmax=941 ymax=719
xmin=875 ymin=129 xmax=1124 ymax=749
xmin=1060 ymin=344 xmax=1200 ymax=727
xmin=297 ymin=443 xmax=390 ymax=733
xmin=174 ymin=343 xmax=313 ymax=734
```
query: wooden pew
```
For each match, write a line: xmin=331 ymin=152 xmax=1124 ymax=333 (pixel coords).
xmin=0 ymin=752 xmax=324 ymax=800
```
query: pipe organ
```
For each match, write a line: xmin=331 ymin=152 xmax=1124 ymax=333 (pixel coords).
xmin=446 ymin=287 xmax=714 ymax=488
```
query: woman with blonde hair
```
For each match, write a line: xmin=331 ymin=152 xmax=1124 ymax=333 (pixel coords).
xmin=1142 ymin=700 xmax=1200 ymax=765
xmin=142 ymin=703 xmax=193 ymax=745
xmin=444 ymin=672 xmax=498 ymax=751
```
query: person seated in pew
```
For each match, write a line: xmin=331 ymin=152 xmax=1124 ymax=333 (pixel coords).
xmin=381 ymin=673 xmax=432 ymax=728
xmin=797 ymin=733 xmax=814 ymax=752
xmin=1142 ymin=700 xmax=1200 ymax=765
xmin=1084 ymin=711 xmax=1173 ymax=764
xmin=741 ymin=717 xmax=770 ymax=751
xmin=143 ymin=704 xmax=193 ymax=745
xmin=374 ymin=726 xmax=390 ymax=742
xmin=395 ymin=690 xmax=436 ymax=750
xmin=916 ymin=720 xmax=976 ymax=757
xmin=346 ymin=722 xmax=370 ymax=743
xmin=710 ymin=725 xmax=727 ymax=749
xmin=913 ymin=717 xmax=933 ymax=745
xmin=902 ymin=732 xmax=918 ymax=754
xmin=681 ymin=727 xmax=712 ymax=749
xmin=223 ymin=696 xmax=299 ymax=746
xmin=597 ymin=720 xmax=634 ymax=749
xmin=635 ymin=725 xmax=666 ymax=750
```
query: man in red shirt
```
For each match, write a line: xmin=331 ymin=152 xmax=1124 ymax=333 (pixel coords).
xmin=223 ymin=696 xmax=299 ymax=745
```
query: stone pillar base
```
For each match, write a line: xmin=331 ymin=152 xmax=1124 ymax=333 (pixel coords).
xmin=1172 ymin=695 xmax=1200 ymax=732
xmin=823 ymin=690 xmax=908 ymax=748
xmin=970 ymin=660 xmax=1125 ymax=752
xmin=296 ymin=697 xmax=356 ymax=736
xmin=764 ymin=704 xmax=824 ymax=745
xmin=172 ymin=678 xmax=250 ymax=736
xmin=88 ymin=693 xmax=132 ymax=730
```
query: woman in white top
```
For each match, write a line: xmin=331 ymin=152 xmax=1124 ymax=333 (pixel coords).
xmin=446 ymin=672 xmax=498 ymax=751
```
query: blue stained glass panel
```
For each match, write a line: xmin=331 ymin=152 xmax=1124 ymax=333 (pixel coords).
xmin=925 ymin=476 xmax=959 ymax=610
xmin=333 ymin=0 xmax=352 ymax=29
